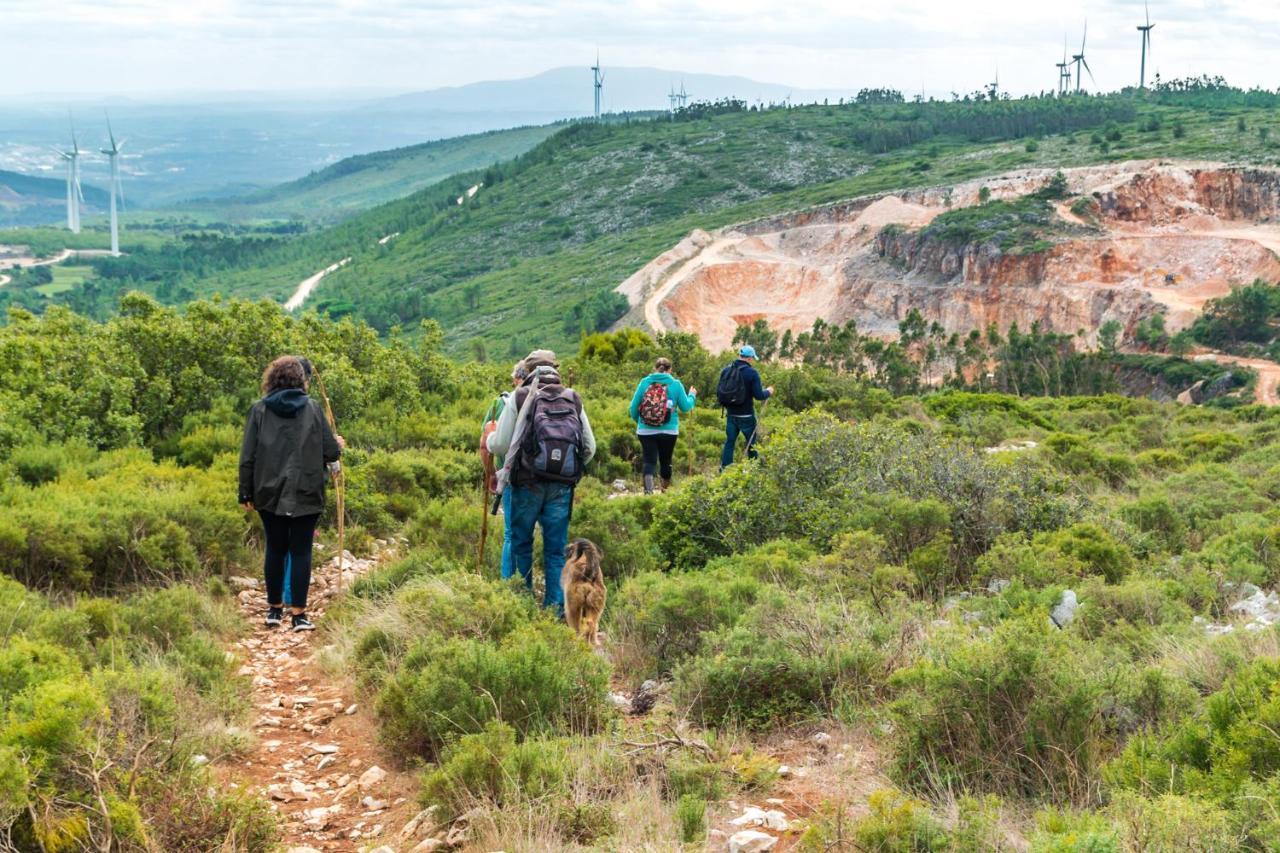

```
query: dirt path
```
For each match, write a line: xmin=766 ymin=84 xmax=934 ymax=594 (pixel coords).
xmin=1194 ymin=352 xmax=1280 ymax=405
xmin=222 ymin=550 xmax=434 ymax=852
xmin=285 ymin=258 xmax=352 ymax=312
xmin=0 ymin=274 xmax=9 ymax=287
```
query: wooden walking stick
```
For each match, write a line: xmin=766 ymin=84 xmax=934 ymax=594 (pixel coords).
xmin=311 ymin=369 xmax=346 ymax=596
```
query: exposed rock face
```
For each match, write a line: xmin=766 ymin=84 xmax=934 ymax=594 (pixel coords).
xmin=624 ymin=162 xmax=1280 ymax=352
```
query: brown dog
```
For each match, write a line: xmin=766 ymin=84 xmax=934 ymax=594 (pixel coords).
xmin=562 ymin=538 xmax=606 ymax=646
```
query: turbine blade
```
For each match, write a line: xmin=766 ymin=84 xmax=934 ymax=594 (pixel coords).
xmin=1145 ymin=0 xmax=1151 ymax=27
xmin=1083 ymin=58 xmax=1095 ymax=84
xmin=1081 ymin=19 xmax=1088 ymax=52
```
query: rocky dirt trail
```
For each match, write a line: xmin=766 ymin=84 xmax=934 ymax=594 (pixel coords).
xmin=221 ymin=548 xmax=447 ymax=853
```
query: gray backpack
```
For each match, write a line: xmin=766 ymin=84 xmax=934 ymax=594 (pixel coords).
xmin=519 ymin=386 xmax=585 ymax=485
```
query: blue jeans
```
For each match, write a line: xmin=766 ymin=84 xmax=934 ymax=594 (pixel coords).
xmin=499 ymin=486 xmax=515 ymax=580
xmin=508 ymin=481 xmax=573 ymax=613
xmin=721 ymin=414 xmax=759 ymax=469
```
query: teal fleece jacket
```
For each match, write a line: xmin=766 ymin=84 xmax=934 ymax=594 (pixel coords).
xmin=628 ymin=373 xmax=696 ymax=434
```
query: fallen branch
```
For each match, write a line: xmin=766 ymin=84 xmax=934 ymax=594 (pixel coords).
xmin=623 ymin=724 xmax=713 ymax=759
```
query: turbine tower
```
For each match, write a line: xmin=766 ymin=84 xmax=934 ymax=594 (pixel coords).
xmin=1055 ymin=38 xmax=1072 ymax=96
xmin=59 ymin=119 xmax=84 ymax=234
xmin=987 ymin=67 xmax=1000 ymax=101
xmin=1071 ymin=22 xmax=1094 ymax=94
xmin=1137 ymin=1 xmax=1155 ymax=89
xmin=678 ymin=80 xmax=688 ymax=109
xmin=100 ymin=115 xmax=125 ymax=257
xmin=591 ymin=52 xmax=604 ymax=121
xmin=668 ymin=84 xmax=678 ymax=114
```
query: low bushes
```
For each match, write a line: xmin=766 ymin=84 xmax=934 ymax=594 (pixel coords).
xmin=340 ymin=568 xmax=611 ymax=759
xmin=675 ymin=593 xmax=903 ymax=729
xmin=0 ymin=578 xmax=274 ymax=850
xmin=1106 ymin=657 xmax=1280 ymax=845
xmin=890 ymin=617 xmax=1114 ymax=803
xmin=378 ymin=620 xmax=611 ymax=758
xmin=652 ymin=413 xmax=1076 ymax=581
xmin=0 ymin=447 xmax=247 ymax=592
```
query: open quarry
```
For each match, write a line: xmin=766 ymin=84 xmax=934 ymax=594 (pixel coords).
xmin=618 ymin=161 xmax=1280 ymax=353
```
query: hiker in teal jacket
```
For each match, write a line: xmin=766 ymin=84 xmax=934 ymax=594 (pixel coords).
xmin=628 ymin=357 xmax=696 ymax=494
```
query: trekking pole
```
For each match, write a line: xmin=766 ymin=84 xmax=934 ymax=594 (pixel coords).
xmin=743 ymin=398 xmax=769 ymax=461
xmin=477 ymin=474 xmax=491 ymax=573
xmin=686 ymin=412 xmax=696 ymax=476
xmin=311 ymin=369 xmax=346 ymax=596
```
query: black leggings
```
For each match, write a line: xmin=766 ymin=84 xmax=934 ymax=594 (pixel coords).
xmin=259 ymin=511 xmax=319 ymax=609
xmin=638 ymin=433 xmax=679 ymax=480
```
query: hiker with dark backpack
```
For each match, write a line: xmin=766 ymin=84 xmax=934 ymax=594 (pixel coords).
xmin=486 ymin=350 xmax=596 ymax=613
xmin=717 ymin=345 xmax=774 ymax=469
xmin=628 ymin=357 xmax=696 ymax=494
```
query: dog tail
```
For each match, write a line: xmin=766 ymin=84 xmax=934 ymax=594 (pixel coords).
xmin=569 ymin=538 xmax=603 ymax=584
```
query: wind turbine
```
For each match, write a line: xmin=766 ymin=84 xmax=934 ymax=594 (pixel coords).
xmin=987 ymin=67 xmax=1000 ymax=101
xmin=1071 ymin=22 xmax=1094 ymax=94
xmin=1137 ymin=1 xmax=1155 ymax=89
xmin=58 ymin=118 xmax=84 ymax=234
xmin=678 ymin=80 xmax=688 ymax=109
xmin=1055 ymin=37 xmax=1072 ymax=96
xmin=668 ymin=83 xmax=678 ymax=114
xmin=591 ymin=52 xmax=604 ymax=121
xmin=100 ymin=114 xmax=125 ymax=257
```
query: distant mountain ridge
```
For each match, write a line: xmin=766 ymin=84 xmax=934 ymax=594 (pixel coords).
xmin=372 ymin=66 xmax=851 ymax=116
xmin=0 ymin=168 xmax=110 ymax=227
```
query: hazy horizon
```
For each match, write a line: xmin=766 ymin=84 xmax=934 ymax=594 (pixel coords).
xmin=4 ymin=0 xmax=1278 ymax=101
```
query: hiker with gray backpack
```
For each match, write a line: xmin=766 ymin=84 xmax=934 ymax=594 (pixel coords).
xmin=486 ymin=349 xmax=596 ymax=614
xmin=718 ymin=345 xmax=774 ymax=469
xmin=629 ymin=357 xmax=696 ymax=494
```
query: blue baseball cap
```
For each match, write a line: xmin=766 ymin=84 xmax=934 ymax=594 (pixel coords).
xmin=738 ymin=345 xmax=758 ymax=359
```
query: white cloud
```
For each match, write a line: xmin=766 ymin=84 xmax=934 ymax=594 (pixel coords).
xmin=0 ymin=0 xmax=1276 ymax=96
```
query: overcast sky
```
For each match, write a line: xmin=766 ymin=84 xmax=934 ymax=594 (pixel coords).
xmin=4 ymin=0 xmax=1278 ymax=100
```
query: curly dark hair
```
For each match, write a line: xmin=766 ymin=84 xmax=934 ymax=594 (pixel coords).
xmin=261 ymin=356 xmax=306 ymax=395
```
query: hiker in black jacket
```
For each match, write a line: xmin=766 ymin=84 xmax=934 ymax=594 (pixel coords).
xmin=719 ymin=345 xmax=773 ymax=469
xmin=239 ymin=356 xmax=344 ymax=631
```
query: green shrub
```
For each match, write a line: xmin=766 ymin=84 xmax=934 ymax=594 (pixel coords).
xmin=1108 ymin=791 xmax=1240 ymax=851
xmin=890 ymin=618 xmax=1111 ymax=801
xmin=611 ymin=567 xmax=762 ymax=679
xmin=653 ymin=414 xmax=1075 ymax=574
xmin=849 ymin=789 xmax=948 ymax=851
xmin=9 ymin=444 xmax=71 ymax=486
xmin=1030 ymin=807 xmax=1119 ymax=852
xmin=351 ymin=570 xmax=536 ymax=690
xmin=1107 ymin=656 xmax=1280 ymax=840
xmin=675 ymin=593 xmax=894 ymax=729
xmin=675 ymin=794 xmax=707 ymax=844
xmin=377 ymin=619 xmax=611 ymax=758
xmin=419 ymin=721 xmax=567 ymax=819
xmin=0 ymin=449 xmax=246 ymax=591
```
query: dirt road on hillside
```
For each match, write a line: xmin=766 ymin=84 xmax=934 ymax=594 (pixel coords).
xmin=285 ymin=258 xmax=351 ymax=311
xmin=1195 ymin=353 xmax=1280 ymax=406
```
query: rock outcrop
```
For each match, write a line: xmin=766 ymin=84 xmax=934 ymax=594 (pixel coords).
xmin=624 ymin=162 xmax=1280 ymax=352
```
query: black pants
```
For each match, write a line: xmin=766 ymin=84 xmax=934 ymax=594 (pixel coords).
xmin=259 ymin=510 xmax=319 ymax=609
xmin=639 ymin=433 xmax=679 ymax=480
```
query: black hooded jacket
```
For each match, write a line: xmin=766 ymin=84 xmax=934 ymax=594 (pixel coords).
xmin=238 ymin=388 xmax=341 ymax=516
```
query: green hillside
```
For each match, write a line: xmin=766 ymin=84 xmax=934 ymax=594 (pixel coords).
xmin=0 ymin=168 xmax=111 ymax=227
xmin=169 ymin=123 xmax=562 ymax=224
xmin=24 ymin=83 xmax=1280 ymax=357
